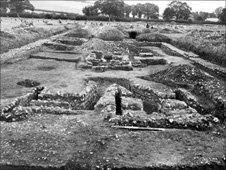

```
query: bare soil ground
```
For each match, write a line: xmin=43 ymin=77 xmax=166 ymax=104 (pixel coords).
xmin=1 ymin=113 xmax=225 ymax=169
xmin=0 ymin=20 xmax=225 ymax=170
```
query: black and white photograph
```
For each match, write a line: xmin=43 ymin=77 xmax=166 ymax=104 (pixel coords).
xmin=0 ymin=0 xmax=225 ymax=169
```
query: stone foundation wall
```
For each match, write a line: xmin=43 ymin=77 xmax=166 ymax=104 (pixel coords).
xmin=161 ymin=43 xmax=185 ymax=57
xmin=161 ymin=42 xmax=199 ymax=59
xmin=1 ymin=92 xmax=37 ymax=121
xmin=0 ymin=81 xmax=100 ymax=121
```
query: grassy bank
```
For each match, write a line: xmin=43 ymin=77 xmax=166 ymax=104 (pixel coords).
xmin=0 ymin=17 xmax=77 ymax=54
xmin=171 ymin=29 xmax=226 ymax=67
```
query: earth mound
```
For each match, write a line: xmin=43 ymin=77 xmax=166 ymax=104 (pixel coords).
xmin=96 ymin=26 xmax=126 ymax=41
xmin=143 ymin=64 xmax=214 ymax=88
xmin=141 ymin=28 xmax=158 ymax=34
xmin=115 ymin=24 xmax=129 ymax=35
xmin=80 ymin=38 xmax=125 ymax=54
xmin=136 ymin=33 xmax=171 ymax=43
xmin=66 ymin=28 xmax=91 ymax=39
xmin=140 ymin=65 xmax=226 ymax=120
xmin=159 ymin=28 xmax=182 ymax=34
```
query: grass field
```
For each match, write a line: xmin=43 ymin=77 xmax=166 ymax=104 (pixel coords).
xmin=0 ymin=17 xmax=76 ymax=53
xmin=171 ymin=27 xmax=226 ymax=66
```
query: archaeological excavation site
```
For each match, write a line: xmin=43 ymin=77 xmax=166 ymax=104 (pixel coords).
xmin=1 ymin=20 xmax=226 ymax=170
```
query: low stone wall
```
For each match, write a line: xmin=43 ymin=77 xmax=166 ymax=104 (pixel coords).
xmin=161 ymin=42 xmax=198 ymax=59
xmin=161 ymin=43 xmax=182 ymax=57
xmin=1 ymin=92 xmax=37 ymax=121
xmin=137 ymin=42 xmax=162 ymax=48
xmin=82 ymin=52 xmax=134 ymax=72
xmin=0 ymin=81 xmax=100 ymax=122
xmin=30 ymin=100 xmax=71 ymax=109
xmin=109 ymin=110 xmax=216 ymax=131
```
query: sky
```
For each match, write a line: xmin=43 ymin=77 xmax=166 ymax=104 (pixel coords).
xmin=30 ymin=0 xmax=225 ymax=15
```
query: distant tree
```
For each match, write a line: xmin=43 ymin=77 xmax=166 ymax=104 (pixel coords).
xmin=218 ymin=8 xmax=226 ymax=23
xmin=193 ymin=11 xmax=208 ymax=21
xmin=9 ymin=0 xmax=34 ymax=16
xmin=168 ymin=0 xmax=192 ymax=20
xmin=199 ymin=12 xmax=209 ymax=20
xmin=0 ymin=0 xmax=9 ymax=14
xmin=208 ymin=12 xmax=216 ymax=18
xmin=124 ymin=4 xmax=131 ymax=18
xmin=131 ymin=5 xmax=138 ymax=18
xmin=163 ymin=7 xmax=175 ymax=21
xmin=192 ymin=11 xmax=218 ymax=21
xmin=143 ymin=3 xmax=159 ymax=19
xmin=82 ymin=5 xmax=98 ymax=16
xmin=136 ymin=3 xmax=144 ymax=19
xmin=215 ymin=7 xmax=223 ymax=17
xmin=94 ymin=0 xmax=125 ymax=20
xmin=192 ymin=12 xmax=198 ymax=20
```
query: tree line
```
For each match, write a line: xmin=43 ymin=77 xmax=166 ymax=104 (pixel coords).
xmin=83 ymin=0 xmax=226 ymax=23
xmin=0 ymin=0 xmax=225 ymax=24
xmin=82 ymin=0 xmax=159 ymax=20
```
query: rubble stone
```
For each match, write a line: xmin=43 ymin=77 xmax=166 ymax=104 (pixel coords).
xmin=161 ymin=99 xmax=188 ymax=111
xmin=109 ymin=110 xmax=216 ymax=130
xmin=131 ymin=59 xmax=143 ymax=67
xmin=105 ymin=84 xmax=133 ymax=97
xmin=139 ymin=52 xmax=154 ymax=57
xmin=92 ymin=66 xmax=108 ymax=72
xmin=92 ymin=50 xmax=103 ymax=59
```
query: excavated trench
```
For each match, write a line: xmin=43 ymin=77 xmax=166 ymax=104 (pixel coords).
xmin=1 ymin=27 xmax=226 ymax=170
xmin=88 ymin=77 xmax=160 ymax=110
xmin=1 ymin=75 xmax=225 ymax=168
xmin=88 ymin=77 xmax=165 ymax=116
xmin=128 ymin=31 xmax=138 ymax=39
xmin=88 ymin=76 xmax=225 ymax=131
